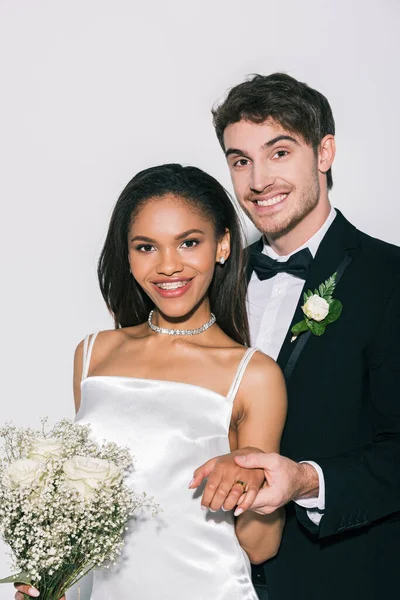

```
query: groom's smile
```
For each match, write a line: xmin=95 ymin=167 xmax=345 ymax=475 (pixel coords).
xmin=223 ymin=118 xmax=328 ymax=248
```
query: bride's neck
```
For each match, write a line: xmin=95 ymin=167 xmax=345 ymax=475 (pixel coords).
xmin=151 ymin=300 xmax=213 ymax=331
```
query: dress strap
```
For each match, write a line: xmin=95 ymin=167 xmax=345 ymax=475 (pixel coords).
xmin=227 ymin=348 xmax=259 ymax=403
xmin=81 ymin=331 xmax=100 ymax=381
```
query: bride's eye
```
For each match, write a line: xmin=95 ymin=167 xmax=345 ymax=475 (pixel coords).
xmin=137 ymin=244 xmax=156 ymax=252
xmin=181 ymin=239 xmax=199 ymax=249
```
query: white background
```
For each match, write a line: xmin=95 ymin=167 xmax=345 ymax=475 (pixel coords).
xmin=0 ymin=0 xmax=399 ymax=597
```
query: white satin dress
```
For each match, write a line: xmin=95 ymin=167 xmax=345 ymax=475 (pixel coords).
xmin=76 ymin=332 xmax=260 ymax=600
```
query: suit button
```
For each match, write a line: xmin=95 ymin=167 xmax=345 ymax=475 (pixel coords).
xmin=252 ymin=564 xmax=266 ymax=585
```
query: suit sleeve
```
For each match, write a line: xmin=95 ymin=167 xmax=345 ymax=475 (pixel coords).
xmin=295 ymin=277 xmax=400 ymax=539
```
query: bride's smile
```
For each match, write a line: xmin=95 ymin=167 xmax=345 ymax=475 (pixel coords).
xmin=128 ymin=193 xmax=230 ymax=328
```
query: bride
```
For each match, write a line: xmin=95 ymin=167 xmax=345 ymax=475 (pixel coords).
xmin=16 ymin=164 xmax=286 ymax=600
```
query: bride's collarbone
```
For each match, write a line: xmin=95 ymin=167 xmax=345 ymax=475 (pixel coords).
xmin=89 ymin=348 xmax=245 ymax=396
xmin=89 ymin=330 xmax=246 ymax=385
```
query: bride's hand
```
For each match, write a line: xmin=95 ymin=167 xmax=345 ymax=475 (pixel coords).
xmin=14 ymin=584 xmax=66 ymax=599
xmin=189 ymin=447 xmax=265 ymax=514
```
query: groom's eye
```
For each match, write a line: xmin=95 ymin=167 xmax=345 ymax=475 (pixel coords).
xmin=233 ymin=158 xmax=250 ymax=168
xmin=272 ymin=150 xmax=289 ymax=159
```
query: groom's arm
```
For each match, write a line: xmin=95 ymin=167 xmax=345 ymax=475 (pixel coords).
xmin=302 ymin=274 xmax=400 ymax=537
xmin=235 ymin=277 xmax=400 ymax=538
xmin=297 ymin=276 xmax=400 ymax=538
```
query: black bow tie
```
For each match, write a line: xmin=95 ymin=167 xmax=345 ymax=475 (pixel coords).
xmin=250 ymin=242 xmax=313 ymax=281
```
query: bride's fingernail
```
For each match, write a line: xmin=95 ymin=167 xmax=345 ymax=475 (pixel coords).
xmin=188 ymin=478 xmax=195 ymax=488
xmin=28 ymin=589 xmax=40 ymax=598
xmin=201 ymin=505 xmax=207 ymax=511
xmin=236 ymin=455 xmax=246 ymax=462
xmin=210 ymin=508 xmax=217 ymax=513
xmin=221 ymin=506 xmax=228 ymax=512
xmin=234 ymin=507 xmax=243 ymax=517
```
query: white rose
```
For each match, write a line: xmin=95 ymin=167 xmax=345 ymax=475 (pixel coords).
xmin=63 ymin=455 xmax=121 ymax=501
xmin=4 ymin=458 xmax=43 ymax=488
xmin=28 ymin=437 xmax=64 ymax=462
xmin=302 ymin=294 xmax=330 ymax=322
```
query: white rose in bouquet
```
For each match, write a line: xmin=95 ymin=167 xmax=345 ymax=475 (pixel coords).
xmin=29 ymin=437 xmax=63 ymax=461
xmin=63 ymin=455 xmax=121 ymax=501
xmin=302 ymin=294 xmax=330 ymax=322
xmin=4 ymin=458 xmax=43 ymax=488
xmin=0 ymin=419 xmax=157 ymax=600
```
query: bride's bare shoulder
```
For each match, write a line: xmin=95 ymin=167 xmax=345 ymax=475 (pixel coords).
xmin=74 ymin=324 xmax=148 ymax=367
xmin=93 ymin=324 xmax=149 ymax=345
xmin=243 ymin=349 xmax=285 ymax=391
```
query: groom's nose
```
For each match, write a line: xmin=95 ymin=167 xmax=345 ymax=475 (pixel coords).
xmin=250 ymin=162 xmax=276 ymax=193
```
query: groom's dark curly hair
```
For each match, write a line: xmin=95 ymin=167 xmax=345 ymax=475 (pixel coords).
xmin=212 ymin=72 xmax=336 ymax=189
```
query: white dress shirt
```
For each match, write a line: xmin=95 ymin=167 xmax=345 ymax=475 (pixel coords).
xmin=247 ymin=207 xmax=337 ymax=524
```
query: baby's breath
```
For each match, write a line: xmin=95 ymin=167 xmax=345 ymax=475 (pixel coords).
xmin=0 ymin=419 xmax=157 ymax=599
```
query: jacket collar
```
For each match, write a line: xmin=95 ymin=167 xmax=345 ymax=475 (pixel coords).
xmin=245 ymin=209 xmax=359 ymax=370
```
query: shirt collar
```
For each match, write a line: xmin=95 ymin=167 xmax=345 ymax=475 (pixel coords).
xmin=262 ymin=206 xmax=337 ymax=261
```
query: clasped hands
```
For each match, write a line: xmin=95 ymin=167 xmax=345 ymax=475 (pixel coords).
xmin=190 ymin=448 xmax=319 ymax=516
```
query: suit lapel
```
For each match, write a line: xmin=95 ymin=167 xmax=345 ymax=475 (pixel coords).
xmin=246 ymin=210 xmax=359 ymax=375
xmin=277 ymin=210 xmax=359 ymax=373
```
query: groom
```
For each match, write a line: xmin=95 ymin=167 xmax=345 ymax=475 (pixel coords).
xmin=212 ymin=74 xmax=400 ymax=600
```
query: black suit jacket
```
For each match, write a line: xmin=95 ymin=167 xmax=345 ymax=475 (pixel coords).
xmin=249 ymin=210 xmax=400 ymax=600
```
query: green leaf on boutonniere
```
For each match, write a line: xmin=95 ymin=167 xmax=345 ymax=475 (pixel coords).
xmin=291 ymin=320 xmax=309 ymax=336
xmin=307 ymin=319 xmax=326 ymax=336
xmin=303 ymin=289 xmax=314 ymax=304
xmin=321 ymin=298 xmax=342 ymax=325
xmin=317 ymin=273 xmax=337 ymax=302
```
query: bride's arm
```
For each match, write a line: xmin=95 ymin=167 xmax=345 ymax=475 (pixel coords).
xmin=191 ymin=352 xmax=287 ymax=563
xmin=73 ymin=339 xmax=85 ymax=413
xmin=233 ymin=353 xmax=287 ymax=564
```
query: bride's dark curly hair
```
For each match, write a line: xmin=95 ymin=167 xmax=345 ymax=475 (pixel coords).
xmin=98 ymin=163 xmax=250 ymax=346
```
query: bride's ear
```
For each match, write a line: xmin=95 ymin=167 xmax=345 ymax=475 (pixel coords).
xmin=216 ymin=229 xmax=231 ymax=264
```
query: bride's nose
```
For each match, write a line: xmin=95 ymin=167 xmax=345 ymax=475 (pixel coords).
xmin=156 ymin=248 xmax=184 ymax=276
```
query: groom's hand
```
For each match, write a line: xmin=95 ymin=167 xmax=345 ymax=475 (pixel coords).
xmin=234 ymin=453 xmax=319 ymax=515
xmin=190 ymin=447 xmax=265 ymax=513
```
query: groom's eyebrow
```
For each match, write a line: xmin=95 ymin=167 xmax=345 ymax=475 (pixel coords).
xmin=225 ymin=135 xmax=299 ymax=158
xmin=225 ymin=147 xmax=249 ymax=158
xmin=263 ymin=134 xmax=299 ymax=147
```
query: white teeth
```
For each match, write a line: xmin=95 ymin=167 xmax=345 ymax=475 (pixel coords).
xmin=256 ymin=193 xmax=288 ymax=207
xmin=156 ymin=281 xmax=189 ymax=290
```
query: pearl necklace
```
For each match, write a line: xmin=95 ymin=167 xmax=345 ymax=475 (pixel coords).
xmin=148 ymin=310 xmax=216 ymax=336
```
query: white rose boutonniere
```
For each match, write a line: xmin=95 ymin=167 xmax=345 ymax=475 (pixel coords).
xmin=63 ymin=455 xmax=121 ymax=501
xmin=302 ymin=295 xmax=330 ymax=322
xmin=291 ymin=273 xmax=343 ymax=340
xmin=28 ymin=437 xmax=64 ymax=462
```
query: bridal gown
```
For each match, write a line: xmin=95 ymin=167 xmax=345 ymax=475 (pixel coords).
xmin=76 ymin=332 xmax=260 ymax=600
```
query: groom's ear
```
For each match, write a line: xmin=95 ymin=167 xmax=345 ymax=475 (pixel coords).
xmin=216 ymin=229 xmax=231 ymax=262
xmin=318 ymin=135 xmax=336 ymax=177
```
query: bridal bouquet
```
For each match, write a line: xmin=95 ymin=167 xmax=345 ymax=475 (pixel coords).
xmin=0 ymin=418 xmax=157 ymax=600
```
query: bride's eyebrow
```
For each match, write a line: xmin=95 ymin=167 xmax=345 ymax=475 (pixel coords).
xmin=130 ymin=235 xmax=156 ymax=243
xmin=175 ymin=229 xmax=205 ymax=240
xmin=130 ymin=229 xmax=205 ymax=244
